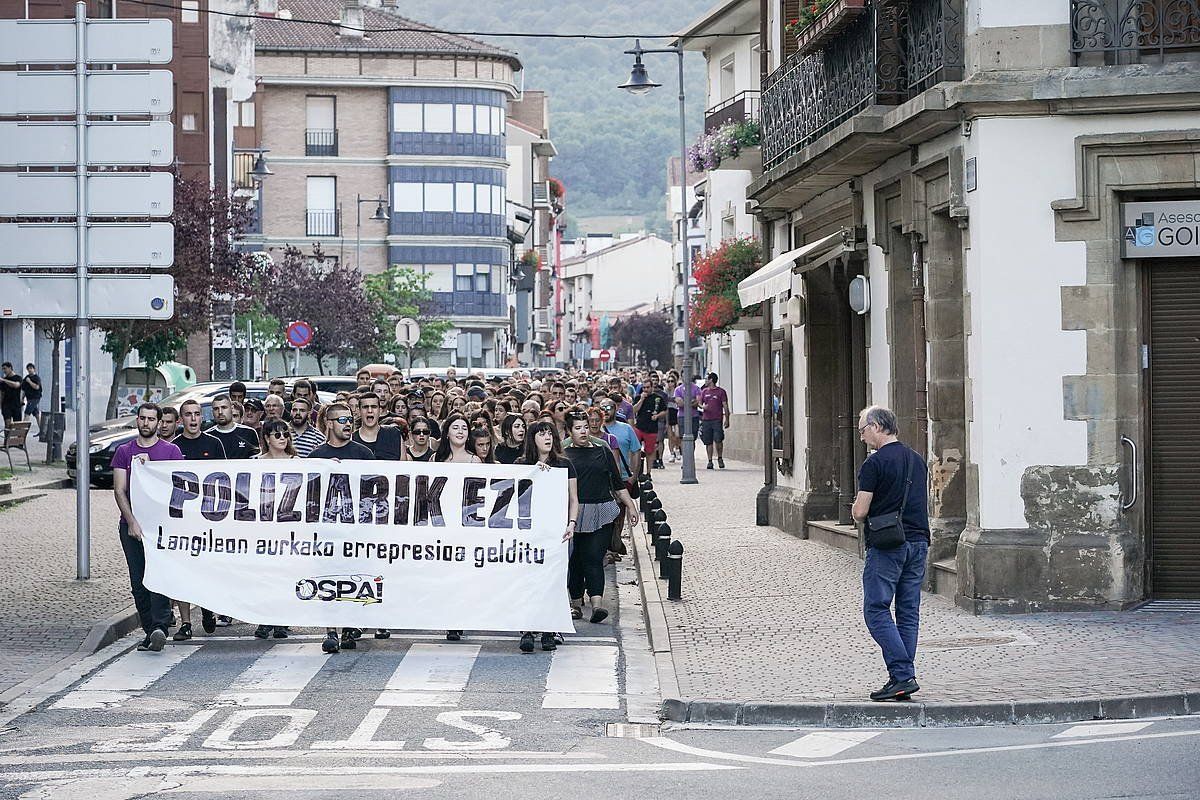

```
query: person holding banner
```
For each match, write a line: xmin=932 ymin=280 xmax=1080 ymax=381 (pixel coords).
xmin=495 ymin=415 xmax=526 ymax=465
xmin=251 ymin=418 xmax=298 ymax=640
xmin=436 ymin=413 xmax=479 ymax=643
xmin=563 ymin=412 xmax=639 ymax=624
xmin=518 ymin=420 xmax=579 ymax=653
xmin=307 ymin=402 xmax=375 ymax=654
xmin=112 ymin=403 xmax=184 ymax=653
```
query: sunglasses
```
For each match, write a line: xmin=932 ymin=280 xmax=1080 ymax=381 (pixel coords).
xmin=332 ymin=415 xmax=353 ymax=424
xmin=413 ymin=429 xmax=430 ymax=436
xmin=270 ymin=430 xmax=292 ymax=440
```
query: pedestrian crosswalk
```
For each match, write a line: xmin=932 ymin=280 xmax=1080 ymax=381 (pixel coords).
xmin=50 ymin=635 xmax=625 ymax=714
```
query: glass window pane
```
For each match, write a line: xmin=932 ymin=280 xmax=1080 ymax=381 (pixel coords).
xmin=239 ymin=101 xmax=255 ymax=127
xmin=423 ymin=264 xmax=453 ymax=292
xmin=424 ymin=104 xmax=453 ymax=133
xmin=393 ymin=103 xmax=423 ymax=132
xmin=181 ymin=0 xmax=199 ymax=22
xmin=425 ymin=183 xmax=454 ymax=212
xmin=455 ymin=104 xmax=474 ymax=133
xmin=475 ymin=185 xmax=491 ymax=214
xmin=306 ymin=176 xmax=336 ymax=209
xmin=392 ymin=182 xmax=423 ymax=213
xmin=491 ymin=186 xmax=503 ymax=215
xmin=475 ymin=106 xmax=490 ymax=135
xmin=491 ymin=107 xmax=503 ymax=135
xmin=455 ymin=182 xmax=475 ymax=213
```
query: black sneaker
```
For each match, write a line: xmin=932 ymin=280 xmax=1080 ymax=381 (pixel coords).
xmin=374 ymin=629 xmax=391 ymax=639
xmin=254 ymin=625 xmax=271 ymax=639
xmin=146 ymin=628 xmax=167 ymax=652
xmin=718 ymin=458 xmax=725 ymax=469
xmin=216 ymin=615 xmax=233 ymax=627
xmin=540 ymin=632 xmax=557 ymax=651
xmin=869 ymin=678 xmax=897 ymax=701
xmin=136 ymin=634 xmax=152 ymax=651
xmin=272 ymin=626 xmax=289 ymax=639
xmin=322 ymin=632 xmax=340 ymax=654
xmin=446 ymin=630 xmax=462 ymax=641
xmin=201 ymin=609 xmax=216 ymax=634
xmin=345 ymin=628 xmax=363 ymax=640
xmin=340 ymin=631 xmax=357 ymax=650
xmin=706 ymin=461 xmax=714 ymax=470
xmin=519 ymin=632 xmax=535 ymax=653
xmin=654 ymin=458 xmax=664 ymax=470
xmin=172 ymin=622 xmax=192 ymax=642
xmin=871 ymin=677 xmax=919 ymax=701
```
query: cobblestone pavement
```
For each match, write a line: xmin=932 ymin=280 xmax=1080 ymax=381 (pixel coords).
xmin=649 ymin=458 xmax=1200 ymax=703
xmin=0 ymin=488 xmax=130 ymax=701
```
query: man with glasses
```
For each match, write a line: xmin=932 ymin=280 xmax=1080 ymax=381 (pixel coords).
xmin=289 ymin=397 xmax=325 ymax=457
xmin=307 ymin=402 xmax=374 ymax=654
xmin=601 ymin=395 xmax=641 ymax=482
xmin=111 ymin=403 xmax=183 ymax=652
xmin=353 ymin=391 xmax=404 ymax=460
xmin=208 ymin=394 xmax=260 ymax=458
xmin=171 ymin=399 xmax=227 ymax=639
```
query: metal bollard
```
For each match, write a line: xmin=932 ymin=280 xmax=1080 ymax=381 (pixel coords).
xmin=639 ymin=489 xmax=657 ymax=515
xmin=667 ymin=540 xmax=683 ymax=600
xmin=652 ymin=513 xmax=669 ymax=561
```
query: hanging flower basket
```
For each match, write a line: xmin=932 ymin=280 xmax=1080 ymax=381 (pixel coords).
xmin=791 ymin=0 xmax=868 ymax=59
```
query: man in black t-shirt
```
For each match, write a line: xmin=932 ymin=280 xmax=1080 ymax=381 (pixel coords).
xmin=306 ymin=401 xmax=373 ymax=654
xmin=851 ymin=405 xmax=929 ymax=704
xmin=208 ymin=394 xmax=260 ymax=458
xmin=0 ymin=362 xmax=21 ymax=427
xmin=20 ymin=363 xmax=42 ymax=430
xmin=172 ymin=399 xmax=227 ymax=639
xmin=352 ymin=391 xmax=403 ymax=460
xmin=630 ymin=372 xmax=668 ymax=475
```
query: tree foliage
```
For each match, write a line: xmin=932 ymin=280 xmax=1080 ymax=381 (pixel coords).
xmin=362 ymin=265 xmax=454 ymax=367
xmin=610 ymin=311 xmax=673 ymax=367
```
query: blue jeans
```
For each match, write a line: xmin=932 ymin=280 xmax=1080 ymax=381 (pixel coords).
xmin=862 ymin=539 xmax=928 ymax=682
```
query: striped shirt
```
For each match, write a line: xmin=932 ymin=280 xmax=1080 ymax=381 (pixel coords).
xmin=292 ymin=425 xmax=326 ymax=458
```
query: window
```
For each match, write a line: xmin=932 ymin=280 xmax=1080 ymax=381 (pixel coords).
xmin=393 ymin=103 xmax=422 ymax=132
xmin=745 ymin=331 xmax=761 ymax=413
xmin=475 ymin=106 xmax=491 ymax=135
xmin=491 ymin=106 xmax=503 ymax=135
xmin=455 ymin=104 xmax=474 ymax=133
xmin=719 ymin=55 xmax=736 ymax=101
xmin=306 ymin=96 xmax=335 ymax=130
xmin=491 ymin=186 xmax=503 ymax=216
xmin=454 ymin=264 xmax=475 ymax=292
xmin=180 ymin=91 xmax=205 ymax=132
xmin=456 ymin=330 xmax=485 ymax=368
xmin=393 ymin=183 xmax=423 ymax=213
xmin=236 ymin=99 xmax=255 ymax=127
xmin=424 ymin=183 xmax=454 ymax=213
xmin=181 ymin=0 xmax=199 ymax=23
xmin=455 ymin=182 xmax=475 ymax=213
xmin=475 ymin=185 xmax=491 ymax=214
xmin=422 ymin=264 xmax=453 ymax=292
xmin=424 ymin=104 xmax=454 ymax=133
xmin=306 ymin=176 xmax=336 ymax=209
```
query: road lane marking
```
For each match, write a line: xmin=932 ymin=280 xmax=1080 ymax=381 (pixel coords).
xmin=312 ymin=708 xmax=406 ymax=751
xmin=51 ymin=647 xmax=199 ymax=710
xmin=769 ymin=731 xmax=879 ymax=758
xmin=201 ymin=709 xmax=317 ymax=750
xmin=1052 ymin=721 xmax=1152 ymax=739
xmin=0 ymin=749 xmax=606 ymax=764
xmin=376 ymin=643 xmax=480 ymax=707
xmin=168 ymin=634 xmax=618 ymax=644
xmin=542 ymin=645 xmax=619 ymax=709
xmin=215 ymin=643 xmax=327 ymax=706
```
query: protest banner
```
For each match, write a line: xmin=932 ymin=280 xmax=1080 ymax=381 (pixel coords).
xmin=131 ymin=458 xmax=574 ymax=632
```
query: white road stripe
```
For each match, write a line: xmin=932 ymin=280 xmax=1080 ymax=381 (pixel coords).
xmin=215 ymin=644 xmax=328 ymax=706
xmin=542 ymin=645 xmax=619 ymax=709
xmin=376 ymin=643 xmax=480 ymax=707
xmin=1052 ymin=721 xmax=1152 ymax=739
xmin=51 ymin=647 xmax=198 ymax=710
xmin=769 ymin=731 xmax=879 ymax=758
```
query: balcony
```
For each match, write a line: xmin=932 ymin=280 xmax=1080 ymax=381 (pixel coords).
xmin=426 ymin=290 xmax=506 ymax=318
xmin=760 ymin=0 xmax=964 ymax=174
xmin=306 ymin=209 xmax=339 ymax=237
xmin=1070 ymin=0 xmax=1200 ymax=66
xmin=305 ymin=128 xmax=338 ymax=157
xmin=704 ymin=89 xmax=761 ymax=132
xmin=233 ymin=151 xmax=258 ymax=190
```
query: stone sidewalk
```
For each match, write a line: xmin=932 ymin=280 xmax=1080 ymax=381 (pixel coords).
xmin=642 ymin=458 xmax=1200 ymax=725
xmin=0 ymin=487 xmax=135 ymax=705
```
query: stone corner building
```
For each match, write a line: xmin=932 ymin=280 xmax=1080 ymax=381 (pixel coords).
xmin=711 ymin=0 xmax=1200 ymax=612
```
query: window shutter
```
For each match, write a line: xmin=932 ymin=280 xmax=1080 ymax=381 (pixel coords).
xmin=781 ymin=0 xmax=800 ymax=61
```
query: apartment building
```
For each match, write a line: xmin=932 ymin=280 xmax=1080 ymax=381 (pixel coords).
xmin=685 ymin=0 xmax=1200 ymax=609
xmin=247 ymin=0 xmax=521 ymax=371
xmin=666 ymin=157 xmax=707 ymax=371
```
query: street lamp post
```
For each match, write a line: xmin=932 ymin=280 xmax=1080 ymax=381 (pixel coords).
xmin=620 ymin=39 xmax=698 ymax=485
xmin=355 ymin=194 xmax=390 ymax=271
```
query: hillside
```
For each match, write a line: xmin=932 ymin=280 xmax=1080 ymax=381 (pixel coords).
xmin=395 ymin=0 xmax=711 ymax=233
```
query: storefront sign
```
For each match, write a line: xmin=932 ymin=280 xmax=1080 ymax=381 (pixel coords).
xmin=1122 ymin=201 xmax=1200 ymax=258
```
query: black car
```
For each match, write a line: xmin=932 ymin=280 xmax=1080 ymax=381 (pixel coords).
xmin=68 ymin=382 xmax=334 ymax=487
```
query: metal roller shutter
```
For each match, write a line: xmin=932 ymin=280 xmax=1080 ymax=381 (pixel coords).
xmin=1149 ymin=260 xmax=1200 ymax=598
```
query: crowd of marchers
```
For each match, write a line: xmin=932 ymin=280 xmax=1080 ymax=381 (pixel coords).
xmin=109 ymin=365 xmax=732 ymax=657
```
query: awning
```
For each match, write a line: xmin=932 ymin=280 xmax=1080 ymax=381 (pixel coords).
xmin=737 ymin=230 xmax=846 ymax=307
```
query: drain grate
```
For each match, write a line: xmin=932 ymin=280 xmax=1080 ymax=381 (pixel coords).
xmin=1136 ymin=600 xmax=1200 ymax=613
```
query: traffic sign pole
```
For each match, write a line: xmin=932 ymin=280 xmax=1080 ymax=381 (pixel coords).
xmin=74 ymin=1 xmax=90 ymax=581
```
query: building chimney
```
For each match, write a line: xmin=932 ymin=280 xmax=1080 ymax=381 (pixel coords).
xmin=257 ymin=0 xmax=278 ymax=15
xmin=339 ymin=0 xmax=364 ymax=38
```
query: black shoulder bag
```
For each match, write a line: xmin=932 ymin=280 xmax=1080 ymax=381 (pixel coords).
xmin=865 ymin=448 xmax=913 ymax=551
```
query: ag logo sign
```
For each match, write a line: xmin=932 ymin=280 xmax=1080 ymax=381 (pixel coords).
xmin=1123 ymin=201 xmax=1200 ymax=259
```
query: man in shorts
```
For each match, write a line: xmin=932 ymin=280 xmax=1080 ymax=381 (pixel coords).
xmin=631 ymin=372 xmax=668 ymax=476
xmin=699 ymin=372 xmax=730 ymax=470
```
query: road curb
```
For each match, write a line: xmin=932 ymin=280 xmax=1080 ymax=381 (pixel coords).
xmin=630 ymin=500 xmax=680 ymax=701
xmin=0 ymin=603 xmax=139 ymax=709
xmin=661 ymin=694 xmax=1200 ymax=728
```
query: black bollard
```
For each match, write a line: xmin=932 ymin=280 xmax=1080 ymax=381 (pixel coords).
xmin=652 ymin=513 xmax=669 ymax=562
xmin=648 ymin=497 xmax=663 ymax=514
xmin=667 ymin=540 xmax=684 ymax=600
xmin=640 ymin=489 xmax=657 ymax=515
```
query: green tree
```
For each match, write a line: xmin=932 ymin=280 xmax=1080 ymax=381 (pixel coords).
xmin=362 ymin=265 xmax=453 ymax=369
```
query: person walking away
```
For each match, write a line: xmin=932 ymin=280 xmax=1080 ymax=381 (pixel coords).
xmin=850 ymin=405 xmax=929 ymax=702
xmin=699 ymin=372 xmax=731 ymax=470
xmin=563 ymin=412 xmax=639 ymax=623
xmin=209 ymin=395 xmax=260 ymax=458
xmin=288 ymin=397 xmax=325 ymax=457
xmin=21 ymin=363 xmax=42 ymax=433
xmin=111 ymin=403 xmax=183 ymax=652
xmin=170 ymin=399 xmax=227 ymax=639
xmin=307 ymin=402 xmax=374 ymax=654
xmin=0 ymin=363 xmax=22 ymax=427
xmin=252 ymin=418 xmax=299 ymax=639
xmin=517 ymin=420 xmax=578 ymax=652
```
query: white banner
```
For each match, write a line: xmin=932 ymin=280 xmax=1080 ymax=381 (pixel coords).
xmin=131 ymin=459 xmax=573 ymax=632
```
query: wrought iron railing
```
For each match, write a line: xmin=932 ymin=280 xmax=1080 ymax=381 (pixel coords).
xmin=704 ymin=89 xmax=761 ymax=131
xmin=305 ymin=128 xmax=338 ymax=157
xmin=1070 ymin=0 xmax=1200 ymax=64
xmin=906 ymin=0 xmax=965 ymax=93
xmin=305 ymin=209 xmax=339 ymax=237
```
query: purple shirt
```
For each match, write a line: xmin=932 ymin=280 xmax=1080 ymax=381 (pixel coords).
xmin=674 ymin=383 xmax=700 ymax=408
xmin=111 ymin=438 xmax=184 ymax=471
xmin=700 ymin=386 xmax=729 ymax=421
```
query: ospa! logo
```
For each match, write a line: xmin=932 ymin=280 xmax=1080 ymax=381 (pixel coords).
xmin=295 ymin=574 xmax=384 ymax=605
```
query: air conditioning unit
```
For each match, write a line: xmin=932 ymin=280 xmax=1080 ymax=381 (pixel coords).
xmin=532 ymin=181 xmax=551 ymax=209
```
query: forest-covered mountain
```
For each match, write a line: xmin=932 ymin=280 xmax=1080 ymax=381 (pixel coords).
xmin=397 ymin=0 xmax=711 ymax=233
